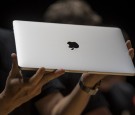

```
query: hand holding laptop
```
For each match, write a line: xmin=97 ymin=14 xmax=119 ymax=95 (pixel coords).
xmin=79 ymin=40 xmax=134 ymax=93
xmin=0 ymin=53 xmax=65 ymax=114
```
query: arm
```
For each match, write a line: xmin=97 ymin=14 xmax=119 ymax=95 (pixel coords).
xmin=51 ymin=74 xmax=107 ymax=115
xmin=0 ymin=93 xmax=9 ymax=115
xmin=52 ymin=83 xmax=91 ymax=115
xmin=35 ymin=74 xmax=111 ymax=115
xmin=0 ymin=53 xmax=65 ymax=115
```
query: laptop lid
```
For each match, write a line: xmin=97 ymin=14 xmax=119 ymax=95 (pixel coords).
xmin=13 ymin=20 xmax=135 ymax=76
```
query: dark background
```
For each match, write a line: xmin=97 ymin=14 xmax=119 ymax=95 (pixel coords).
xmin=0 ymin=0 xmax=135 ymax=40
xmin=0 ymin=0 xmax=135 ymax=83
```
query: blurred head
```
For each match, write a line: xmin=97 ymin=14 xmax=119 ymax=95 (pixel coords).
xmin=44 ymin=0 xmax=102 ymax=25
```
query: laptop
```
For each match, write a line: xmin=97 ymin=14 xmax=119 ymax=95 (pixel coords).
xmin=13 ymin=20 xmax=135 ymax=76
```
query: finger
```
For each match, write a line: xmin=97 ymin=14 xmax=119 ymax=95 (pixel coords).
xmin=41 ymin=69 xmax=65 ymax=86
xmin=8 ymin=53 xmax=21 ymax=78
xmin=82 ymin=73 xmax=105 ymax=82
xmin=29 ymin=67 xmax=46 ymax=85
xmin=126 ymin=40 xmax=132 ymax=50
xmin=129 ymin=48 xmax=134 ymax=59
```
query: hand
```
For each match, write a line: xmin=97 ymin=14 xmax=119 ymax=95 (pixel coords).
xmin=81 ymin=73 xmax=105 ymax=88
xmin=126 ymin=40 xmax=134 ymax=59
xmin=80 ymin=40 xmax=134 ymax=88
xmin=101 ymin=40 xmax=134 ymax=91
xmin=0 ymin=53 xmax=65 ymax=114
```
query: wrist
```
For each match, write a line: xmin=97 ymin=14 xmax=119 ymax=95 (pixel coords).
xmin=0 ymin=92 xmax=12 ymax=114
xmin=79 ymin=77 xmax=101 ymax=95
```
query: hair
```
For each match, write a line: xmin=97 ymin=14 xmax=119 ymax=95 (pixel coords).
xmin=44 ymin=0 xmax=102 ymax=25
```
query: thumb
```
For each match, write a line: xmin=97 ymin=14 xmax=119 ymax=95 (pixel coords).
xmin=8 ymin=53 xmax=21 ymax=79
xmin=129 ymin=48 xmax=134 ymax=60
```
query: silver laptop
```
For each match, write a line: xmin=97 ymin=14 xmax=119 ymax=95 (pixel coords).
xmin=13 ymin=20 xmax=135 ymax=76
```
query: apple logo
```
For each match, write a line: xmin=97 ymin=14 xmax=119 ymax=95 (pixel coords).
xmin=67 ymin=41 xmax=79 ymax=50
